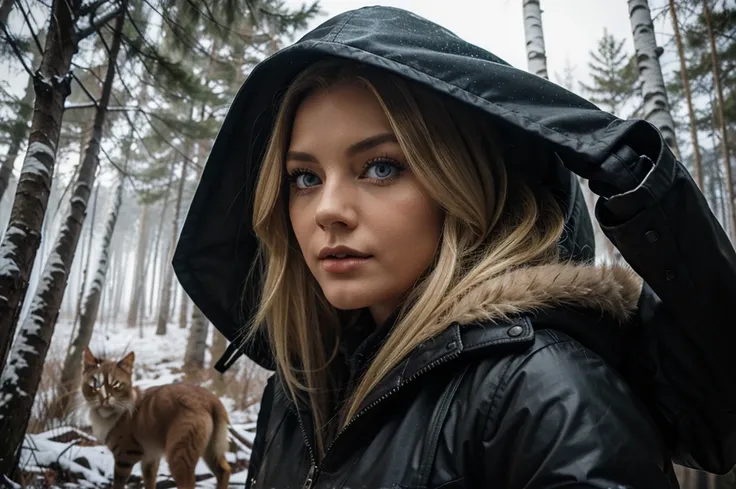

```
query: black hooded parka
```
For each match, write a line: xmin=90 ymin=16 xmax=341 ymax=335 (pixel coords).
xmin=172 ymin=6 xmax=736 ymax=487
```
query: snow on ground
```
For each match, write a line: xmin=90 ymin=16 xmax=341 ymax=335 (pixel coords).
xmin=18 ymin=318 xmax=264 ymax=488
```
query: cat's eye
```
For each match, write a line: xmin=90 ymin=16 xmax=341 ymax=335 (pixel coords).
xmin=88 ymin=379 xmax=98 ymax=390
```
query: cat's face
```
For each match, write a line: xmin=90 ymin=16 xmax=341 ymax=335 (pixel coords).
xmin=81 ymin=348 xmax=136 ymax=418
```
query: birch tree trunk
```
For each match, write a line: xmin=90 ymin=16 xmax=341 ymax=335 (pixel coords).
xmin=0 ymin=75 xmax=32 ymax=203
xmin=148 ymin=170 xmax=175 ymax=318
xmin=113 ymin=246 xmax=128 ymax=324
xmin=210 ymin=329 xmax=228 ymax=394
xmin=522 ymin=0 xmax=548 ymax=79
xmin=0 ymin=0 xmax=77 ymax=376
xmin=127 ymin=204 xmax=151 ymax=328
xmin=156 ymin=156 xmax=189 ymax=336
xmin=0 ymin=27 xmax=45 ymax=204
xmin=66 ymin=185 xmax=99 ymax=349
xmin=179 ymin=290 xmax=190 ymax=328
xmin=628 ymin=0 xmax=680 ymax=158
xmin=702 ymin=0 xmax=736 ymax=241
xmin=184 ymin=305 xmax=208 ymax=370
xmin=55 ymin=176 xmax=123 ymax=417
xmin=0 ymin=6 xmax=125 ymax=474
xmin=669 ymin=0 xmax=703 ymax=189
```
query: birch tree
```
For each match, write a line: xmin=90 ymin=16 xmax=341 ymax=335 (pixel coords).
xmin=628 ymin=0 xmax=681 ymax=158
xmin=156 ymin=155 xmax=188 ymax=335
xmin=522 ymin=0 xmax=548 ymax=79
xmin=184 ymin=305 xmax=208 ymax=370
xmin=55 ymin=175 xmax=124 ymax=417
xmin=127 ymin=203 xmax=150 ymax=328
xmin=0 ymin=0 xmax=125 ymax=375
xmin=57 ymin=176 xmax=123 ymax=417
xmin=0 ymin=3 xmax=126 ymax=473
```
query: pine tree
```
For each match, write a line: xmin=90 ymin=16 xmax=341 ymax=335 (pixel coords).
xmin=580 ymin=29 xmax=640 ymax=117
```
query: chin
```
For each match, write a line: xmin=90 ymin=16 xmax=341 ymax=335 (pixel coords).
xmin=321 ymin=282 xmax=391 ymax=311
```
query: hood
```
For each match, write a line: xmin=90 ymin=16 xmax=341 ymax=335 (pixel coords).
xmin=173 ymin=6 xmax=649 ymax=371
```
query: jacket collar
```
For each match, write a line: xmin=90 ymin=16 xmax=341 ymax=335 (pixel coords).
xmin=357 ymin=263 xmax=642 ymax=411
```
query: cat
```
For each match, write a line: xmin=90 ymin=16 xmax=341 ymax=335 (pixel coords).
xmin=81 ymin=347 xmax=231 ymax=489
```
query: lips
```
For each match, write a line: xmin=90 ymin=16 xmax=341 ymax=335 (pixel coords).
xmin=317 ymin=246 xmax=373 ymax=274
xmin=318 ymin=246 xmax=372 ymax=260
xmin=319 ymin=255 xmax=372 ymax=274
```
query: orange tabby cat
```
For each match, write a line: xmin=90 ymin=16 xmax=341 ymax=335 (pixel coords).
xmin=81 ymin=348 xmax=231 ymax=489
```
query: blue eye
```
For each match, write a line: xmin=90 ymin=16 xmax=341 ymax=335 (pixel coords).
xmin=365 ymin=162 xmax=395 ymax=179
xmin=363 ymin=158 xmax=405 ymax=180
xmin=289 ymin=170 xmax=321 ymax=189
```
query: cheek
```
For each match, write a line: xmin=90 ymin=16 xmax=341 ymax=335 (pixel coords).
xmin=288 ymin=201 xmax=312 ymax=252
xmin=378 ymin=192 xmax=443 ymax=271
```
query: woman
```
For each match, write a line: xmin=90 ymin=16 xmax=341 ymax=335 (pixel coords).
xmin=173 ymin=6 xmax=736 ymax=487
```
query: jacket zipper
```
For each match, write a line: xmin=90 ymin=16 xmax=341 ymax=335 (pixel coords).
xmin=295 ymin=349 xmax=462 ymax=489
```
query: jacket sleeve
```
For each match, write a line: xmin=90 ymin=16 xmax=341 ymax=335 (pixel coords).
xmin=587 ymin=123 xmax=736 ymax=473
xmin=245 ymin=376 xmax=275 ymax=489
xmin=480 ymin=336 xmax=676 ymax=489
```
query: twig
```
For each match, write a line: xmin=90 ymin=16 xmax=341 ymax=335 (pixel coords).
xmin=18 ymin=0 xmax=44 ymax=55
xmin=71 ymin=72 xmax=99 ymax=107
xmin=0 ymin=21 xmax=35 ymax=77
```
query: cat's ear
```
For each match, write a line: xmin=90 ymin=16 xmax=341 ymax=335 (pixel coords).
xmin=83 ymin=347 xmax=99 ymax=371
xmin=117 ymin=352 xmax=135 ymax=374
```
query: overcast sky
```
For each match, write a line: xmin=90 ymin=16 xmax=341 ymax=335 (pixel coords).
xmin=2 ymin=1 xmax=676 ymax=98
xmin=283 ymin=0 xmax=677 ymax=90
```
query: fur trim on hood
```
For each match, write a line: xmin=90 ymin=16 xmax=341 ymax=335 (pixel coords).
xmin=450 ymin=264 xmax=643 ymax=327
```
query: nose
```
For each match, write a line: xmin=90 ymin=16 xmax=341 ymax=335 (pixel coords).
xmin=314 ymin=180 xmax=358 ymax=230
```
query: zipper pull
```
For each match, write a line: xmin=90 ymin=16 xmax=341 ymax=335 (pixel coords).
xmin=302 ymin=464 xmax=319 ymax=489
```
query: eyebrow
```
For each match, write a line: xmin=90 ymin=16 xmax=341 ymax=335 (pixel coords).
xmin=285 ymin=133 xmax=398 ymax=163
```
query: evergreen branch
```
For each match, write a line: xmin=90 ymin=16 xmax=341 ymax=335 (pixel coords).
xmin=183 ymin=0 xmax=223 ymax=34
xmin=76 ymin=4 xmax=124 ymax=39
xmin=0 ymin=21 xmax=35 ymax=77
xmin=178 ymin=0 xmax=249 ymax=41
xmin=19 ymin=0 xmax=44 ymax=55
xmin=0 ymin=84 xmax=23 ymax=105
xmin=108 ymin=66 xmax=202 ymax=173
xmin=139 ymin=0 xmax=216 ymax=59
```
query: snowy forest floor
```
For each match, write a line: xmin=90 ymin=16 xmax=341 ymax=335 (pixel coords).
xmin=14 ymin=317 xmax=268 ymax=488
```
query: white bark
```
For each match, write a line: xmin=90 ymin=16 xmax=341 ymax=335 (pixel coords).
xmin=56 ymin=176 xmax=124 ymax=416
xmin=628 ymin=0 xmax=679 ymax=156
xmin=127 ymin=204 xmax=150 ymax=328
xmin=523 ymin=0 xmax=548 ymax=79
xmin=184 ymin=305 xmax=209 ymax=370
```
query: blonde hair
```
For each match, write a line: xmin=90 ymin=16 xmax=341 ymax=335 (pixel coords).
xmin=250 ymin=59 xmax=565 ymax=457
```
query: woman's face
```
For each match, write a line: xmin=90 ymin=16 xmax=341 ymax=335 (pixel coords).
xmin=287 ymin=82 xmax=444 ymax=325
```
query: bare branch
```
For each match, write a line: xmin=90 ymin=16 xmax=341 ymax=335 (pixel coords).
xmin=76 ymin=5 xmax=123 ymax=40
xmin=77 ymin=0 xmax=111 ymax=17
xmin=18 ymin=0 xmax=44 ymax=55
xmin=0 ymin=21 xmax=35 ymax=77
xmin=63 ymin=101 xmax=97 ymax=110
xmin=71 ymin=72 xmax=99 ymax=106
